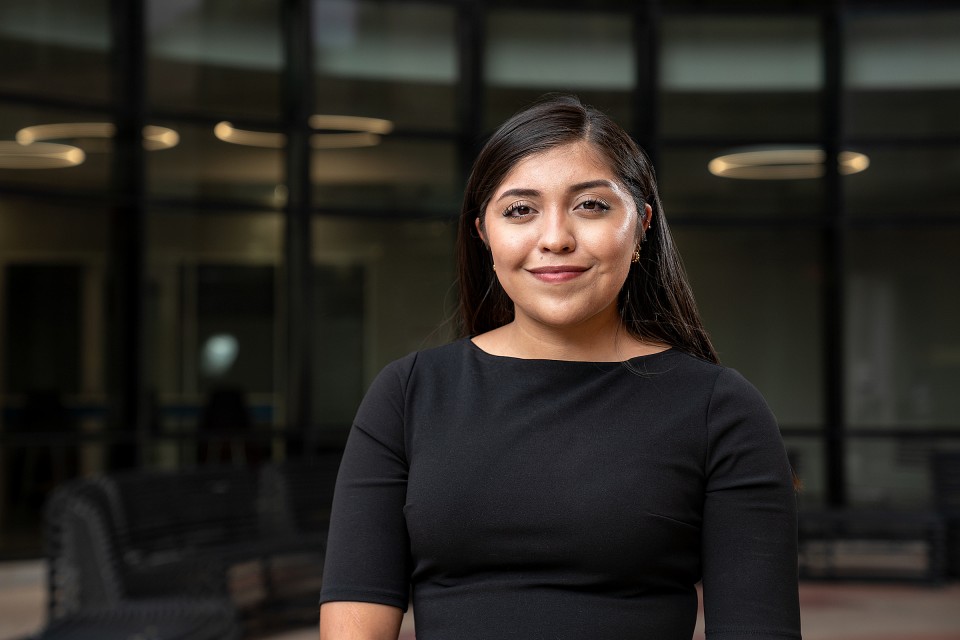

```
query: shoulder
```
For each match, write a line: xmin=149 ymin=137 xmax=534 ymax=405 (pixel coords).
xmin=365 ymin=339 xmax=471 ymax=396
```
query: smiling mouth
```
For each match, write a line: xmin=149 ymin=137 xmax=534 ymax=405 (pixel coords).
xmin=527 ymin=266 xmax=588 ymax=282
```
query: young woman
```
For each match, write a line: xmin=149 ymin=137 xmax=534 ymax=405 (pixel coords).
xmin=319 ymin=95 xmax=801 ymax=640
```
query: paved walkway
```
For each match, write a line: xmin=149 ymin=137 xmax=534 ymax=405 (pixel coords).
xmin=3 ymin=560 xmax=958 ymax=639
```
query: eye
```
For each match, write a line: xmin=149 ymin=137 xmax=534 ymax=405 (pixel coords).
xmin=502 ymin=201 xmax=535 ymax=218
xmin=576 ymin=198 xmax=611 ymax=213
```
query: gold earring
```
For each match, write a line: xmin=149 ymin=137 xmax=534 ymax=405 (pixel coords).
xmin=631 ymin=247 xmax=641 ymax=263
xmin=492 ymin=263 xmax=496 ymax=271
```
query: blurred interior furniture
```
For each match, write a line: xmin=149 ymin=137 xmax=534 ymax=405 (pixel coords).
xmin=797 ymin=508 xmax=946 ymax=584
xmin=29 ymin=599 xmax=240 ymax=640
xmin=198 ymin=387 xmax=262 ymax=466
xmin=4 ymin=390 xmax=77 ymax=525
xmin=932 ymin=450 xmax=960 ymax=578
xmin=798 ymin=449 xmax=960 ymax=584
xmin=43 ymin=454 xmax=342 ymax=638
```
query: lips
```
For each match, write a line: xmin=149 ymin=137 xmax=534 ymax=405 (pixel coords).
xmin=527 ymin=265 xmax=589 ymax=282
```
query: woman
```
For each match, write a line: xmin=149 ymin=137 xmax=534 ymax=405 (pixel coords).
xmin=319 ymin=95 xmax=801 ymax=639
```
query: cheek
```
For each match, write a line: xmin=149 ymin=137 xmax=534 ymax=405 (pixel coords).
xmin=487 ymin=226 xmax=532 ymax=265
xmin=588 ymin=219 xmax=636 ymax=262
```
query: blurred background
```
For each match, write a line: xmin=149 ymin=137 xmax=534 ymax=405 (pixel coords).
xmin=0 ymin=0 xmax=959 ymax=636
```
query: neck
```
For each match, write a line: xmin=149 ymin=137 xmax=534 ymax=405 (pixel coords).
xmin=477 ymin=306 xmax=663 ymax=362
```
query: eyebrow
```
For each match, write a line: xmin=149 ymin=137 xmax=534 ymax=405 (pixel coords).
xmin=494 ymin=179 xmax=617 ymax=201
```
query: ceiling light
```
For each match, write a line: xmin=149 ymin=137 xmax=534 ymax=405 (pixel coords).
xmin=216 ymin=116 xmax=390 ymax=150
xmin=0 ymin=141 xmax=85 ymax=169
xmin=308 ymin=114 xmax=394 ymax=134
xmin=214 ymin=122 xmax=286 ymax=148
xmin=15 ymin=122 xmax=179 ymax=150
xmin=708 ymin=146 xmax=870 ymax=180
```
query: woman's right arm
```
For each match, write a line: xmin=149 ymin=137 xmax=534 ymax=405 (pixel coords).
xmin=319 ymin=356 xmax=416 ymax=638
xmin=319 ymin=601 xmax=403 ymax=640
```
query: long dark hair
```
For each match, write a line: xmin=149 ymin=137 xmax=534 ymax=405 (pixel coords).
xmin=455 ymin=95 xmax=718 ymax=364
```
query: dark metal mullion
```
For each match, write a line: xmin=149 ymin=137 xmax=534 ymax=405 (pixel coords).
xmin=821 ymin=4 xmax=847 ymax=508
xmin=457 ymin=0 xmax=486 ymax=180
xmin=633 ymin=0 xmax=661 ymax=167
xmin=282 ymin=0 xmax=314 ymax=449
xmin=107 ymin=0 xmax=147 ymax=468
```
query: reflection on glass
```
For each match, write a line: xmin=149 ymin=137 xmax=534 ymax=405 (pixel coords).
xmin=0 ymin=0 xmax=110 ymax=101
xmin=147 ymin=121 xmax=284 ymax=203
xmin=313 ymin=138 xmax=460 ymax=214
xmin=846 ymin=145 xmax=960 ymax=219
xmin=485 ymin=9 xmax=633 ymax=130
xmin=147 ymin=0 xmax=282 ymax=117
xmin=0 ymin=102 xmax=113 ymax=192
xmin=846 ymin=229 xmax=960 ymax=429
xmin=660 ymin=146 xmax=822 ymax=218
xmin=660 ymin=16 xmax=820 ymax=139
xmin=846 ymin=11 xmax=960 ymax=137
xmin=311 ymin=217 xmax=455 ymax=415
xmin=0 ymin=198 xmax=109 ymax=555
xmin=146 ymin=210 xmax=282 ymax=444
xmin=846 ymin=438 xmax=951 ymax=508
xmin=675 ymin=228 xmax=822 ymax=428
xmin=313 ymin=1 xmax=457 ymax=131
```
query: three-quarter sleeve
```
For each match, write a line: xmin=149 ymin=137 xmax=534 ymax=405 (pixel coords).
xmin=701 ymin=368 xmax=802 ymax=639
xmin=319 ymin=354 xmax=415 ymax=611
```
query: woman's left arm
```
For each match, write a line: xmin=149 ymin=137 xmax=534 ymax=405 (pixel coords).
xmin=701 ymin=368 xmax=801 ymax=639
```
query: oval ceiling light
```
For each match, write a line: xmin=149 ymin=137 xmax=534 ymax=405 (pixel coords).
xmin=308 ymin=114 xmax=394 ymax=135
xmin=708 ymin=146 xmax=870 ymax=180
xmin=0 ymin=140 xmax=85 ymax=169
xmin=214 ymin=121 xmax=286 ymax=148
xmin=15 ymin=122 xmax=179 ymax=150
xmin=216 ymin=116 xmax=392 ymax=149
xmin=142 ymin=125 xmax=180 ymax=150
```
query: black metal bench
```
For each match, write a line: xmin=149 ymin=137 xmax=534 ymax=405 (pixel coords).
xmin=42 ymin=454 xmax=342 ymax=638
xmin=30 ymin=599 xmax=240 ymax=640
xmin=798 ymin=508 xmax=947 ymax=583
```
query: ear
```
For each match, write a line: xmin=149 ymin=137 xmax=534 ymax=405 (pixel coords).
xmin=475 ymin=217 xmax=488 ymax=247
xmin=641 ymin=203 xmax=653 ymax=233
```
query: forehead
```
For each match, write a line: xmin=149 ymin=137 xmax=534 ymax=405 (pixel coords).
xmin=498 ymin=141 xmax=618 ymax=188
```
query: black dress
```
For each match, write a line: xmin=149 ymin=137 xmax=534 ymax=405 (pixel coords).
xmin=320 ymin=339 xmax=801 ymax=639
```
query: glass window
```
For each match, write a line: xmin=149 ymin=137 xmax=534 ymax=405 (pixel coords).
xmin=0 ymin=102 xmax=113 ymax=194
xmin=674 ymin=227 xmax=823 ymax=428
xmin=846 ymin=10 xmax=960 ymax=138
xmin=845 ymin=228 xmax=960 ymax=430
xmin=660 ymin=16 xmax=821 ymax=139
xmin=313 ymin=1 xmax=458 ymax=132
xmin=0 ymin=0 xmax=111 ymax=102
xmin=659 ymin=145 xmax=824 ymax=219
xmin=0 ymin=197 xmax=109 ymax=556
xmin=845 ymin=145 xmax=960 ymax=220
xmin=147 ymin=121 xmax=284 ymax=204
xmin=313 ymin=138 xmax=460 ymax=214
xmin=484 ymin=9 xmax=634 ymax=130
xmin=846 ymin=437 xmax=954 ymax=508
xmin=147 ymin=0 xmax=283 ymax=118
xmin=146 ymin=210 xmax=283 ymax=465
xmin=311 ymin=217 xmax=456 ymax=437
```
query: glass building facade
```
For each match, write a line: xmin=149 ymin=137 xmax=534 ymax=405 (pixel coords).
xmin=1 ymin=0 xmax=958 ymax=557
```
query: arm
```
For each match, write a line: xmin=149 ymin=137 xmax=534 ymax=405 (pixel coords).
xmin=701 ymin=369 xmax=801 ymax=639
xmin=319 ymin=601 xmax=403 ymax=640
xmin=319 ymin=357 xmax=415 ymax=636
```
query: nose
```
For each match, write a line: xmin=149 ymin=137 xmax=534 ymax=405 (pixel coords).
xmin=539 ymin=209 xmax=576 ymax=254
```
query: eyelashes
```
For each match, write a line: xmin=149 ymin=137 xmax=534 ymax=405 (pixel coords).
xmin=577 ymin=198 xmax=611 ymax=212
xmin=502 ymin=200 xmax=534 ymax=218
xmin=500 ymin=198 xmax=611 ymax=218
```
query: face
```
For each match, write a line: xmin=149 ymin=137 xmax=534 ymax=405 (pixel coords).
xmin=476 ymin=141 xmax=651 ymax=333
